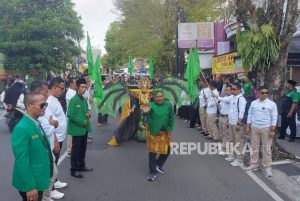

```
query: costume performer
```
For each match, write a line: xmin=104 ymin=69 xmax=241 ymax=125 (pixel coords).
xmin=143 ymin=88 xmax=174 ymax=181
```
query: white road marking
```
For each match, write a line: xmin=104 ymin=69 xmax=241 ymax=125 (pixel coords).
xmin=271 ymin=160 xmax=291 ymax=166
xmin=57 ymin=151 xmax=68 ymax=166
xmin=241 ymin=165 xmax=284 ymax=201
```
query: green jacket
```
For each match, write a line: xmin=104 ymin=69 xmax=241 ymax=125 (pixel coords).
xmin=11 ymin=115 xmax=52 ymax=192
xmin=67 ymin=93 xmax=92 ymax=136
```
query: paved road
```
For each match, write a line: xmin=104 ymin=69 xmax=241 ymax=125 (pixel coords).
xmin=0 ymin=114 xmax=296 ymax=201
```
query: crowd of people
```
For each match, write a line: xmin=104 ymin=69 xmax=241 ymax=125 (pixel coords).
xmin=5 ymin=74 xmax=101 ymax=201
xmin=2 ymin=72 xmax=300 ymax=200
xmin=177 ymin=75 xmax=300 ymax=178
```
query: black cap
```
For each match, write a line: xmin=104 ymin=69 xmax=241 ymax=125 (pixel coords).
xmin=76 ymin=78 xmax=87 ymax=87
xmin=287 ymin=80 xmax=297 ymax=86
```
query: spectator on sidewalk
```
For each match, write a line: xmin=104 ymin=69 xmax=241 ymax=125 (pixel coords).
xmin=278 ymin=80 xmax=299 ymax=142
xmin=245 ymin=86 xmax=278 ymax=177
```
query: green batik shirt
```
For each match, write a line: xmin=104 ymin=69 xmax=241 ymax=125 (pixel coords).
xmin=147 ymin=101 xmax=174 ymax=136
xmin=243 ymin=81 xmax=253 ymax=95
xmin=285 ymin=88 xmax=300 ymax=103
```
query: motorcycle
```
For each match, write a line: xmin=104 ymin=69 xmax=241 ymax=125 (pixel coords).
xmin=4 ymin=104 xmax=24 ymax=133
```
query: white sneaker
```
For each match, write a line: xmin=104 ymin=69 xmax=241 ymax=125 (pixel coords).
xmin=245 ymin=164 xmax=259 ymax=172
xmin=230 ymin=159 xmax=243 ymax=167
xmin=50 ymin=190 xmax=64 ymax=200
xmin=54 ymin=180 xmax=67 ymax=189
xmin=225 ymin=155 xmax=235 ymax=162
xmin=263 ymin=167 xmax=272 ymax=177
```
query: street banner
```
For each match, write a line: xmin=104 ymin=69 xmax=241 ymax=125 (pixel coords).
xmin=212 ymin=52 xmax=244 ymax=74
xmin=178 ymin=22 xmax=214 ymax=48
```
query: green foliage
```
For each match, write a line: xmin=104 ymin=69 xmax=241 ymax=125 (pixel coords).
xmin=236 ymin=24 xmax=280 ymax=71
xmin=104 ymin=0 xmax=223 ymax=73
xmin=0 ymin=0 xmax=83 ymax=76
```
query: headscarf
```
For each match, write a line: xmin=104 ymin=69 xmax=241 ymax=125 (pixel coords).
xmin=153 ymin=88 xmax=164 ymax=97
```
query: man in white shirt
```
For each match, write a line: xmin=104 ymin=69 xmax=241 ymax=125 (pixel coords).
xmin=218 ymin=84 xmax=232 ymax=154
xmin=66 ymin=78 xmax=77 ymax=157
xmin=245 ymin=86 xmax=278 ymax=177
xmin=214 ymin=82 xmax=246 ymax=166
xmin=205 ymin=81 xmax=219 ymax=141
xmin=45 ymin=77 xmax=68 ymax=189
xmin=30 ymin=81 xmax=65 ymax=200
xmin=199 ymin=79 xmax=210 ymax=136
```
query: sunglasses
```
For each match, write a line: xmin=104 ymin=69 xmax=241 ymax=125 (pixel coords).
xmin=35 ymin=102 xmax=48 ymax=109
xmin=260 ymin=92 xmax=269 ymax=94
xmin=56 ymin=86 xmax=65 ymax=91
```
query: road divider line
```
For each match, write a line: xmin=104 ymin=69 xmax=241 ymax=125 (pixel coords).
xmin=241 ymin=165 xmax=284 ymax=201
xmin=58 ymin=151 xmax=68 ymax=166
xmin=271 ymin=160 xmax=291 ymax=166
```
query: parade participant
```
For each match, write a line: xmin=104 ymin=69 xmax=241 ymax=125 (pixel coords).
xmin=97 ymin=76 xmax=109 ymax=126
xmin=11 ymin=92 xmax=53 ymax=201
xmin=213 ymin=82 xmax=246 ymax=166
xmin=245 ymin=86 xmax=278 ymax=177
xmin=143 ymin=89 xmax=174 ymax=181
xmin=45 ymin=77 xmax=68 ymax=189
xmin=278 ymin=80 xmax=300 ymax=142
xmin=199 ymin=79 xmax=210 ymax=136
xmin=205 ymin=81 xmax=219 ymax=142
xmin=30 ymin=81 xmax=65 ymax=200
xmin=218 ymin=84 xmax=232 ymax=155
xmin=67 ymin=78 xmax=93 ymax=178
xmin=66 ymin=78 xmax=77 ymax=158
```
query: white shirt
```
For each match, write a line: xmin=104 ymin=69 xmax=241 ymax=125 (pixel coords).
xmin=65 ymin=88 xmax=77 ymax=109
xmin=247 ymin=98 xmax=278 ymax=128
xmin=199 ymin=87 xmax=211 ymax=108
xmin=83 ymin=86 xmax=91 ymax=110
xmin=38 ymin=116 xmax=56 ymax=150
xmin=219 ymin=95 xmax=232 ymax=115
xmin=45 ymin=95 xmax=67 ymax=142
xmin=180 ymin=91 xmax=191 ymax=106
xmin=221 ymin=93 xmax=246 ymax=125
xmin=206 ymin=89 xmax=219 ymax=114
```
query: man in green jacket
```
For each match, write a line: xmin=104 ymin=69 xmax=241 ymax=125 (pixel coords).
xmin=11 ymin=92 xmax=53 ymax=201
xmin=67 ymin=78 xmax=93 ymax=178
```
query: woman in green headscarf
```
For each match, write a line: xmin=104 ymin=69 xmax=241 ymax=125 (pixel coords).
xmin=143 ymin=88 xmax=174 ymax=181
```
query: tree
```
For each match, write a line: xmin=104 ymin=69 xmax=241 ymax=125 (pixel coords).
xmin=235 ymin=0 xmax=299 ymax=95
xmin=0 ymin=0 xmax=83 ymax=77
xmin=103 ymin=22 xmax=126 ymax=70
xmin=106 ymin=0 xmax=223 ymax=73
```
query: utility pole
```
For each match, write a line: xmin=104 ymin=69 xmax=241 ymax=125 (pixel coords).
xmin=175 ymin=4 xmax=185 ymax=78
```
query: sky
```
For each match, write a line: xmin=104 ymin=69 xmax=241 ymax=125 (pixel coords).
xmin=72 ymin=0 xmax=118 ymax=54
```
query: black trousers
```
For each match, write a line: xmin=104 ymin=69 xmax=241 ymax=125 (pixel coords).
xmin=71 ymin=133 xmax=88 ymax=172
xmin=280 ymin=112 xmax=296 ymax=140
xmin=189 ymin=106 xmax=198 ymax=128
xmin=54 ymin=141 xmax=63 ymax=165
xmin=149 ymin=148 xmax=170 ymax=174
xmin=19 ymin=191 xmax=43 ymax=201
xmin=98 ymin=113 xmax=108 ymax=124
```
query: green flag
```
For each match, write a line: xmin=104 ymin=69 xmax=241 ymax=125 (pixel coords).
xmin=128 ymin=56 xmax=133 ymax=76
xmin=86 ymin=32 xmax=94 ymax=80
xmin=148 ymin=55 xmax=154 ymax=80
xmin=185 ymin=48 xmax=201 ymax=100
xmin=93 ymin=55 xmax=103 ymax=105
